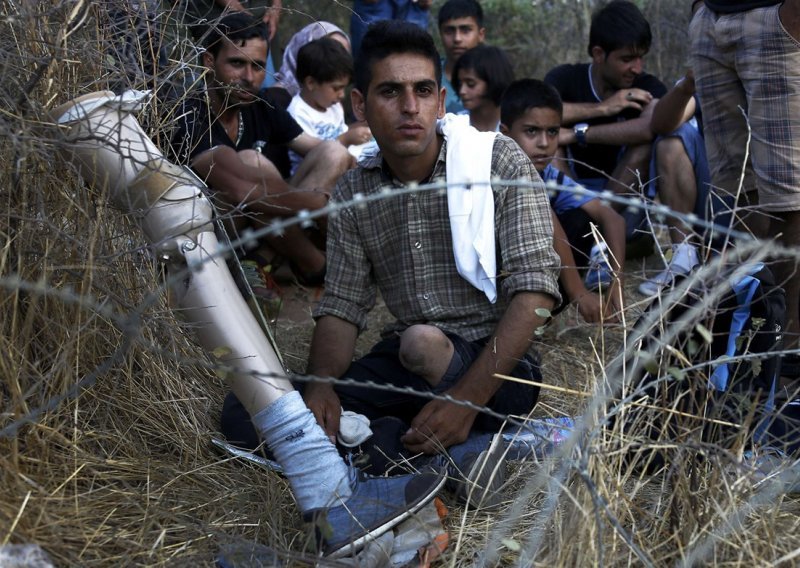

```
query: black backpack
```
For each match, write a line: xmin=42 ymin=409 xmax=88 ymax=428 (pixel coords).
xmin=622 ymin=263 xmax=788 ymax=460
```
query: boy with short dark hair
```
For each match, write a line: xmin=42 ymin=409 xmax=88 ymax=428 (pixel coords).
xmin=501 ymin=78 xmax=626 ymax=321
xmin=288 ymin=37 xmax=372 ymax=174
xmin=437 ymin=0 xmax=485 ymax=113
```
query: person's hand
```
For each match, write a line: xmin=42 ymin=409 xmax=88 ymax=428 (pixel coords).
xmin=401 ymin=398 xmax=478 ymax=454
xmin=677 ymin=69 xmax=695 ymax=96
xmin=601 ymin=88 xmax=653 ymax=116
xmin=296 ymin=189 xmax=329 ymax=211
xmin=303 ymin=382 xmax=341 ymax=442
xmin=780 ymin=0 xmax=800 ymax=42
xmin=575 ymin=290 xmax=603 ymax=323
xmin=416 ymin=0 xmax=434 ymax=9
xmin=262 ymin=1 xmax=281 ymax=41
xmin=340 ymin=124 xmax=372 ymax=146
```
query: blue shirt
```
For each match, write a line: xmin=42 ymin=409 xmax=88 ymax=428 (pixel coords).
xmin=442 ymin=58 xmax=465 ymax=114
xmin=541 ymin=164 xmax=595 ymax=215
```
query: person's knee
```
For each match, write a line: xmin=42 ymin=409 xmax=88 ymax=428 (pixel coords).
xmin=313 ymin=140 xmax=352 ymax=171
xmin=398 ymin=325 xmax=452 ymax=383
xmin=655 ymin=136 xmax=685 ymax=170
xmin=239 ymin=148 xmax=271 ymax=168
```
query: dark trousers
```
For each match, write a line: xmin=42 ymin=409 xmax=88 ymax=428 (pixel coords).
xmin=334 ymin=333 xmax=541 ymax=432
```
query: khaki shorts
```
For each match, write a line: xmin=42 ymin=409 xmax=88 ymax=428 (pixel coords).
xmin=691 ymin=3 xmax=800 ymax=212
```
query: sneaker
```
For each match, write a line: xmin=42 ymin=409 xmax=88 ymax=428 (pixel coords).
xmin=741 ymin=448 xmax=800 ymax=494
xmin=638 ymin=243 xmax=698 ymax=296
xmin=502 ymin=416 xmax=578 ymax=461
xmin=238 ymin=259 xmax=282 ymax=319
xmin=584 ymin=244 xmax=613 ymax=291
xmin=446 ymin=433 xmax=507 ymax=510
xmin=306 ymin=465 xmax=447 ymax=558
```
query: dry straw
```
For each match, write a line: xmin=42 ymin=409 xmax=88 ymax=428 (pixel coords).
xmin=2 ymin=1 xmax=800 ymax=566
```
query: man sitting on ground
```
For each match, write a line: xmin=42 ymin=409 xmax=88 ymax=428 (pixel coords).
xmin=171 ymin=13 xmax=351 ymax=288
xmin=544 ymin=0 xmax=666 ymax=203
xmin=303 ymin=21 xmax=561 ymax=509
xmin=437 ymin=0 xmax=485 ymax=114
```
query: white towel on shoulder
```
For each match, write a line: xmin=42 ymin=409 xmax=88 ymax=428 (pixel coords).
xmin=437 ymin=114 xmax=498 ymax=303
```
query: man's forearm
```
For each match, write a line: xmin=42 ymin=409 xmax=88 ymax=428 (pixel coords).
xmin=191 ymin=146 xmax=327 ymax=216
xmin=447 ymin=291 xmax=555 ymax=406
xmin=561 ymin=101 xmax=610 ymax=124
xmin=563 ymin=115 xmax=655 ymax=148
xmin=307 ymin=315 xmax=358 ymax=380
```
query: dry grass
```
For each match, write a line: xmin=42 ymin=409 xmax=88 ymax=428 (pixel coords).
xmin=2 ymin=1 xmax=800 ymax=566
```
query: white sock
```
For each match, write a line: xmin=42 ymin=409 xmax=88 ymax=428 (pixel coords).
xmin=252 ymin=391 xmax=352 ymax=512
xmin=589 ymin=242 xmax=608 ymax=260
xmin=671 ymin=242 xmax=699 ymax=272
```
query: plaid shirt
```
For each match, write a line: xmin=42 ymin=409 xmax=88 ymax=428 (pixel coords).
xmin=314 ymin=135 xmax=561 ymax=341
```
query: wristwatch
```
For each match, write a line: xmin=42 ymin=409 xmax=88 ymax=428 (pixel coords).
xmin=574 ymin=123 xmax=589 ymax=147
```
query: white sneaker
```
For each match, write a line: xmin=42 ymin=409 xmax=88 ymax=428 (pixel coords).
xmin=638 ymin=242 xmax=699 ymax=296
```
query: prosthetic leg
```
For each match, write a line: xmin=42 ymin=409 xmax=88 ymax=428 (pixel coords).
xmin=50 ymin=91 xmax=446 ymax=560
xmin=51 ymin=90 xmax=292 ymax=413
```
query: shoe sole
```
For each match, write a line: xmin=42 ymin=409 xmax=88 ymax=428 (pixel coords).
xmin=324 ymin=469 xmax=448 ymax=559
xmin=457 ymin=433 xmax=507 ymax=511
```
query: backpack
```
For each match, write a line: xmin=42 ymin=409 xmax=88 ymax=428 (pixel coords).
xmin=622 ymin=263 xmax=787 ymax=459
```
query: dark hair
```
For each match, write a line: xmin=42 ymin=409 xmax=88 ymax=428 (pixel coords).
xmin=588 ymin=0 xmax=651 ymax=57
xmin=296 ymin=37 xmax=353 ymax=85
xmin=204 ymin=12 xmax=269 ymax=57
xmin=354 ymin=20 xmax=441 ymax=95
xmin=452 ymin=45 xmax=514 ymax=106
xmin=500 ymin=79 xmax=563 ymax=127
xmin=438 ymin=0 xmax=484 ymax=28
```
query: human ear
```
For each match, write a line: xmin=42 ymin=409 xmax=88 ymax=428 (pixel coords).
xmin=499 ymin=122 xmax=509 ymax=135
xmin=437 ymin=87 xmax=446 ymax=118
xmin=351 ymin=88 xmax=367 ymax=122
xmin=590 ymin=46 xmax=606 ymax=65
xmin=202 ymin=51 xmax=214 ymax=69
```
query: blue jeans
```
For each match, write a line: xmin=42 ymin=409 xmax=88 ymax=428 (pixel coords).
xmin=350 ymin=0 xmax=430 ymax=56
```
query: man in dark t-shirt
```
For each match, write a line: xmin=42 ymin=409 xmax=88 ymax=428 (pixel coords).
xmin=544 ymin=1 xmax=669 ymax=203
xmin=171 ymin=13 xmax=351 ymax=283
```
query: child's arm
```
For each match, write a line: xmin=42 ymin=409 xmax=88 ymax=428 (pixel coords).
xmin=581 ymin=199 xmax=626 ymax=316
xmin=551 ymin=210 xmax=611 ymax=324
xmin=338 ymin=122 xmax=372 ymax=146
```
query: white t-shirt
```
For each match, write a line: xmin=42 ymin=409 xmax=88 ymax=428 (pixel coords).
xmin=287 ymin=95 xmax=347 ymax=175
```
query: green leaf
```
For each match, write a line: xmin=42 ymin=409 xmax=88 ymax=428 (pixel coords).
xmin=643 ymin=356 xmax=659 ymax=376
xmin=212 ymin=346 xmax=232 ymax=359
xmin=695 ymin=323 xmax=713 ymax=344
xmin=667 ymin=367 xmax=685 ymax=381
xmin=502 ymin=538 xmax=521 ymax=552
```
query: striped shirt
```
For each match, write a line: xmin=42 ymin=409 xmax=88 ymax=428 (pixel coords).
xmin=313 ymin=135 xmax=561 ymax=341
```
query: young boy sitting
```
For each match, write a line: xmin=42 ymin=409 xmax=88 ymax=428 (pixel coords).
xmin=287 ymin=36 xmax=372 ymax=175
xmin=501 ymin=79 xmax=626 ymax=322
